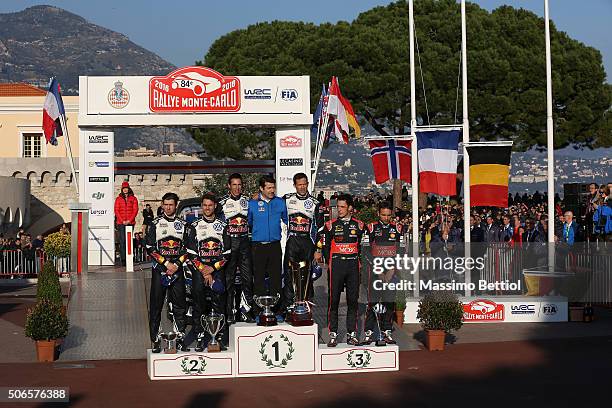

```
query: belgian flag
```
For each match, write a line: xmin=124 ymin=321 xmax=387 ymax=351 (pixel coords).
xmin=467 ymin=145 xmax=512 ymax=207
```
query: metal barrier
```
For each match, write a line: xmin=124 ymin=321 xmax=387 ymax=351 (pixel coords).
xmin=133 ymin=245 xmax=150 ymax=264
xmin=0 ymin=249 xmax=71 ymax=277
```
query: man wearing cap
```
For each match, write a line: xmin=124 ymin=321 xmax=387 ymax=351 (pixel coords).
xmin=114 ymin=181 xmax=139 ymax=266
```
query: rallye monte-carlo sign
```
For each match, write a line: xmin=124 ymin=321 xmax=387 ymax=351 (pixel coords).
xmin=149 ymin=67 xmax=240 ymax=112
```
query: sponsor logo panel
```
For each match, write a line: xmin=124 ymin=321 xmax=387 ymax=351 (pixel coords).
xmin=463 ymin=299 xmax=505 ymax=322
xmin=280 ymin=158 xmax=303 ymax=167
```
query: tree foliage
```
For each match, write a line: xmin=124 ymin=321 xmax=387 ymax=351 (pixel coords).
xmin=201 ymin=0 xmax=610 ymax=150
xmin=190 ymin=128 xmax=275 ymax=160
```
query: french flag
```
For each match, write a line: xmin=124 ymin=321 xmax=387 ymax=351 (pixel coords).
xmin=368 ymin=139 xmax=412 ymax=184
xmin=417 ymin=130 xmax=460 ymax=196
xmin=42 ymin=78 xmax=65 ymax=146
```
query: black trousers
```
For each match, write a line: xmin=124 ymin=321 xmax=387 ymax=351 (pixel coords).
xmin=251 ymin=241 xmax=282 ymax=299
xmin=225 ymin=237 xmax=253 ymax=316
xmin=149 ymin=268 xmax=187 ymax=342
xmin=191 ymin=266 xmax=225 ymax=336
xmin=282 ymin=236 xmax=315 ymax=310
xmin=327 ymin=257 xmax=359 ymax=334
xmin=364 ymin=265 xmax=394 ymax=332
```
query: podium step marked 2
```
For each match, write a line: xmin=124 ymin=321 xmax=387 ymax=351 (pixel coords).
xmin=148 ymin=323 xmax=399 ymax=380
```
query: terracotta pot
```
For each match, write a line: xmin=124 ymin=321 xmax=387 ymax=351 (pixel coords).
xmin=425 ymin=329 xmax=445 ymax=351
xmin=395 ymin=310 xmax=405 ymax=328
xmin=36 ymin=340 xmax=57 ymax=362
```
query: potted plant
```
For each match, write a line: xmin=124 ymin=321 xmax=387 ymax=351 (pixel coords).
xmin=25 ymin=300 xmax=69 ymax=362
xmin=416 ymin=291 xmax=463 ymax=351
xmin=395 ymin=294 xmax=406 ymax=328
xmin=37 ymin=261 xmax=63 ymax=308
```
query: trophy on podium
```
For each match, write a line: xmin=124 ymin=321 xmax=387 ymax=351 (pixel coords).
xmin=373 ymin=303 xmax=387 ymax=347
xmin=203 ymin=312 xmax=225 ymax=352
xmin=161 ymin=331 xmax=178 ymax=354
xmin=288 ymin=260 xmax=314 ymax=326
xmin=253 ymin=294 xmax=280 ymax=326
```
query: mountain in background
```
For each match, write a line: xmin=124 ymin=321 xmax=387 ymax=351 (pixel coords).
xmin=0 ymin=5 xmax=175 ymax=94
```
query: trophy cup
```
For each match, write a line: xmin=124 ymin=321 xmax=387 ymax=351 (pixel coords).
xmin=288 ymin=260 xmax=314 ymax=326
xmin=253 ymin=294 xmax=280 ymax=326
xmin=373 ymin=303 xmax=387 ymax=347
xmin=161 ymin=331 xmax=178 ymax=354
xmin=203 ymin=312 xmax=225 ymax=352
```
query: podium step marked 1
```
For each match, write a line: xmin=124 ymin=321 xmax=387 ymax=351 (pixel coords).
xmin=148 ymin=322 xmax=399 ymax=380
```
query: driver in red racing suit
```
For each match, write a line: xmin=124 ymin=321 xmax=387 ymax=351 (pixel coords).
xmin=145 ymin=192 xmax=189 ymax=353
xmin=316 ymin=194 xmax=365 ymax=347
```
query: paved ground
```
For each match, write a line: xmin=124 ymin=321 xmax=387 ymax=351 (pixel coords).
xmin=0 ymin=336 xmax=609 ymax=407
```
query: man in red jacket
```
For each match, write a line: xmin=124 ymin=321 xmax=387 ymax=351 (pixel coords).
xmin=114 ymin=181 xmax=139 ymax=266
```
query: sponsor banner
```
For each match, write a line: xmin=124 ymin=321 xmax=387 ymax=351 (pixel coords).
xmin=463 ymin=299 xmax=505 ymax=322
xmin=150 ymin=66 xmax=240 ymax=113
xmin=404 ymin=299 xmax=568 ymax=323
xmin=275 ymin=128 xmax=310 ymax=196
xmin=89 ymin=177 xmax=110 ymax=183
xmin=82 ymin=129 xmax=115 ymax=266
xmin=83 ymin=69 xmax=309 ymax=115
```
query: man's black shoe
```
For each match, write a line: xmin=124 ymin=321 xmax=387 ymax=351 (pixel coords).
xmin=152 ymin=340 xmax=162 ymax=353
xmin=195 ymin=338 xmax=205 ymax=352
xmin=177 ymin=339 xmax=189 ymax=352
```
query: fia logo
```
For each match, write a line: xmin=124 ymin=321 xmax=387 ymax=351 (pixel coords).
xmin=280 ymin=89 xmax=298 ymax=101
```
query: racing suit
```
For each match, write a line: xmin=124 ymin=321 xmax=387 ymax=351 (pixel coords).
xmin=364 ymin=220 xmax=402 ymax=333
xmin=185 ymin=216 xmax=231 ymax=339
xmin=281 ymin=192 xmax=324 ymax=311
xmin=218 ymin=194 xmax=253 ymax=321
xmin=317 ymin=217 xmax=365 ymax=334
xmin=145 ymin=214 xmax=189 ymax=343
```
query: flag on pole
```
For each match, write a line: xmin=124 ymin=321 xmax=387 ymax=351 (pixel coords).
xmin=368 ymin=139 xmax=412 ymax=184
xmin=42 ymin=78 xmax=65 ymax=146
xmin=467 ymin=145 xmax=512 ymax=207
xmin=311 ymin=84 xmax=327 ymax=142
xmin=327 ymin=76 xmax=361 ymax=143
xmin=417 ymin=130 xmax=460 ymax=196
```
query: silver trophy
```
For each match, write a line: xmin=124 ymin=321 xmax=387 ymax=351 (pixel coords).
xmin=161 ymin=331 xmax=178 ymax=354
xmin=253 ymin=294 xmax=281 ymax=326
xmin=202 ymin=312 xmax=225 ymax=352
xmin=373 ymin=303 xmax=387 ymax=347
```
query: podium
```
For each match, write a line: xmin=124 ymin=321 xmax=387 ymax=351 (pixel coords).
xmin=147 ymin=323 xmax=399 ymax=380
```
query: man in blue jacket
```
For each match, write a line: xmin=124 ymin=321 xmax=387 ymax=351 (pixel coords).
xmin=248 ymin=175 xmax=288 ymax=312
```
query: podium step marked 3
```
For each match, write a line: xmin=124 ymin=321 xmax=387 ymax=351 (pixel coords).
xmin=148 ymin=323 xmax=399 ymax=380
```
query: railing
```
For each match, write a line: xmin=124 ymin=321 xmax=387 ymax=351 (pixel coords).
xmin=0 ymin=249 xmax=71 ymax=278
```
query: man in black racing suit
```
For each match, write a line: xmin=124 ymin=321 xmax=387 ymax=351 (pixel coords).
xmin=146 ymin=192 xmax=189 ymax=352
xmin=218 ymin=173 xmax=254 ymax=323
xmin=316 ymin=194 xmax=365 ymax=347
xmin=186 ymin=193 xmax=231 ymax=351
xmin=362 ymin=201 xmax=400 ymax=345
xmin=281 ymin=173 xmax=324 ymax=317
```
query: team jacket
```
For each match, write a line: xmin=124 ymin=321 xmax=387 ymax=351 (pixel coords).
xmin=185 ymin=216 xmax=231 ymax=273
xmin=283 ymin=192 xmax=324 ymax=243
xmin=145 ymin=214 xmax=189 ymax=269
xmin=218 ymin=194 xmax=250 ymax=237
xmin=317 ymin=217 xmax=365 ymax=261
xmin=365 ymin=221 xmax=402 ymax=261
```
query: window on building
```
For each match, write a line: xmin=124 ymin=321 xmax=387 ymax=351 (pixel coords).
xmin=22 ymin=133 xmax=43 ymax=158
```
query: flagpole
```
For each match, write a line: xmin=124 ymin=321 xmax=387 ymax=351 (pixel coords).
xmin=311 ymin=102 xmax=329 ymax=190
xmin=461 ymin=0 xmax=470 ymax=244
xmin=409 ymin=0 xmax=419 ymax=246
xmin=545 ymin=0 xmax=555 ymax=244
xmin=59 ymin=114 xmax=79 ymax=197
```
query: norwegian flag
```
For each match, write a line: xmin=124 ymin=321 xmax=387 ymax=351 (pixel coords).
xmin=368 ymin=139 xmax=412 ymax=184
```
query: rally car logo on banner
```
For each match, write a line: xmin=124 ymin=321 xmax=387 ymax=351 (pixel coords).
xmin=463 ymin=299 xmax=505 ymax=322
xmin=149 ymin=66 xmax=241 ymax=112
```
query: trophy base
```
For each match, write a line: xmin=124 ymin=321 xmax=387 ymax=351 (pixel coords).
xmin=163 ymin=349 xmax=178 ymax=354
xmin=207 ymin=343 xmax=221 ymax=352
xmin=257 ymin=315 xmax=278 ymax=326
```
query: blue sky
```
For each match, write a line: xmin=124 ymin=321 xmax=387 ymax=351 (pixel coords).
xmin=1 ymin=0 xmax=610 ymax=78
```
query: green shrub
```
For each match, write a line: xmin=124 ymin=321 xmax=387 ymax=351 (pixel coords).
xmin=43 ymin=232 xmax=71 ymax=258
xmin=37 ymin=261 xmax=62 ymax=307
xmin=417 ymin=291 xmax=464 ymax=332
xmin=25 ymin=300 xmax=69 ymax=341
